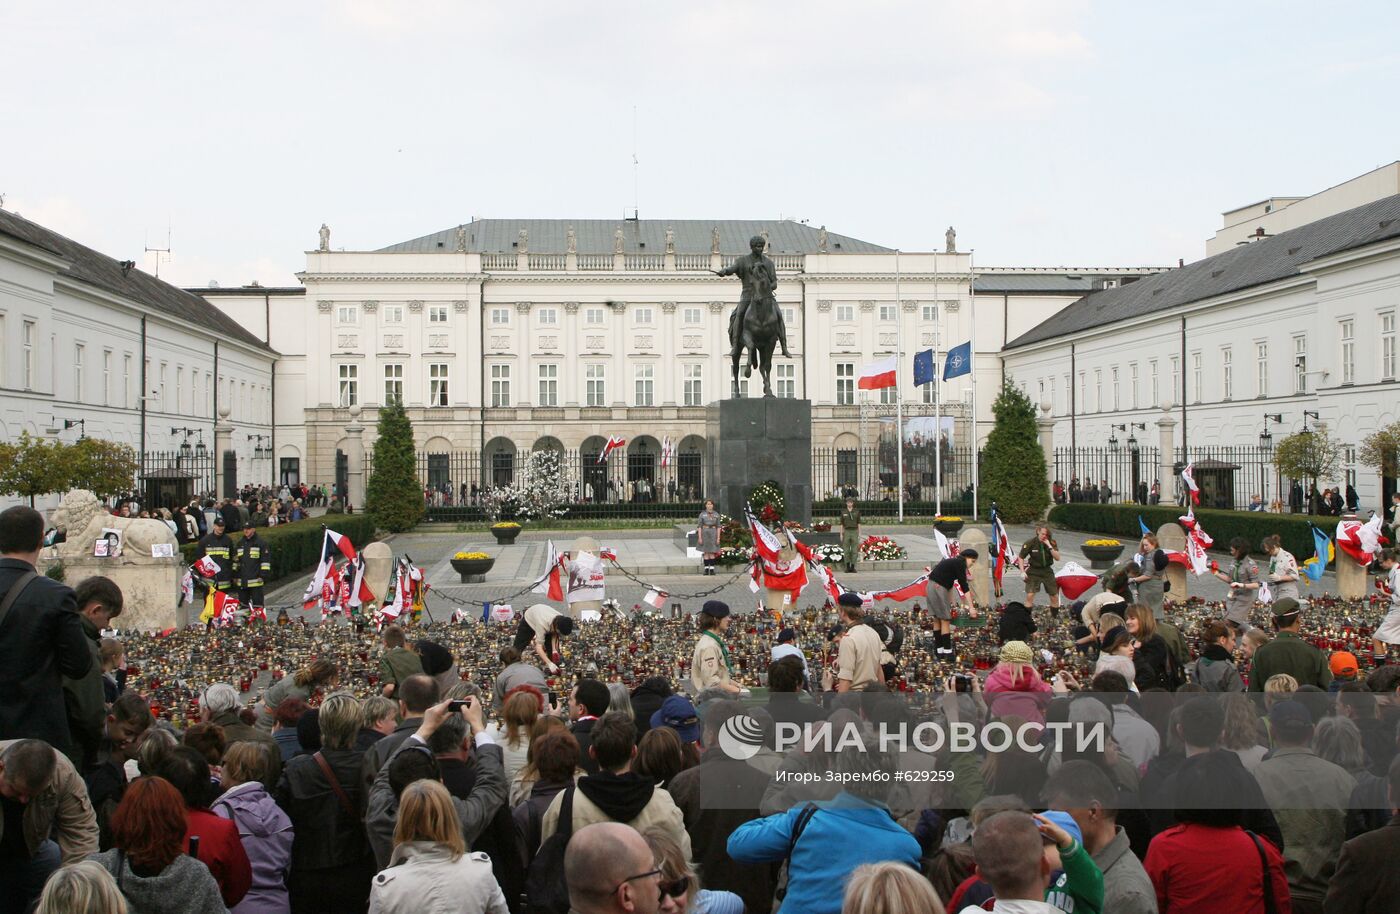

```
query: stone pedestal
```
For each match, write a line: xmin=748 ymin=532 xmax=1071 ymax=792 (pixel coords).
xmin=1156 ymin=411 xmax=1177 ymax=500
xmin=214 ymin=405 xmax=234 ymax=499
xmin=344 ymin=405 xmax=366 ymax=512
xmin=1157 ymin=523 xmax=1187 ymax=602
xmin=361 ymin=542 xmax=394 ymax=604
xmin=1337 ymin=554 xmax=1368 ymax=600
xmin=1036 ymin=401 xmax=1055 ymax=507
xmin=706 ymin=398 xmax=812 ymax=526
xmin=959 ymin=528 xmax=990 ymax=608
xmin=67 ymin=558 xmax=185 ymax=631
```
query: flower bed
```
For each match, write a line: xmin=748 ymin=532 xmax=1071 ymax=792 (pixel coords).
xmin=1083 ymin=539 xmax=1122 ymax=547
xmin=716 ymin=546 xmax=756 ymax=566
xmin=859 ymin=535 xmax=908 ymax=561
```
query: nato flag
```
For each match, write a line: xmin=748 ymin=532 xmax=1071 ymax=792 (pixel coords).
xmin=913 ymin=349 xmax=935 ymax=386
xmin=943 ymin=341 xmax=972 ymax=380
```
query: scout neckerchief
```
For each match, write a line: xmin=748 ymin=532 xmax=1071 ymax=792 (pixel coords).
xmin=702 ymin=629 xmax=733 ymax=676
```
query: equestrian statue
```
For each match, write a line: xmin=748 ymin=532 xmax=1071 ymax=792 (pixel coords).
xmin=714 ymin=235 xmax=792 ymax=397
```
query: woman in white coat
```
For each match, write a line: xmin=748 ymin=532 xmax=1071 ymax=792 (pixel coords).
xmin=368 ymin=779 xmax=509 ymax=914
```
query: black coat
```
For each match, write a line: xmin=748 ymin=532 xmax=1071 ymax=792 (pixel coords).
xmin=629 ymin=678 xmax=673 ymax=737
xmin=1132 ymin=634 xmax=1172 ymax=692
xmin=0 ymin=558 xmax=92 ymax=753
xmin=572 ymin=718 xmax=599 ymax=775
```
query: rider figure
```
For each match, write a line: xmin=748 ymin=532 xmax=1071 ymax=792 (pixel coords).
xmin=716 ymin=235 xmax=792 ymax=360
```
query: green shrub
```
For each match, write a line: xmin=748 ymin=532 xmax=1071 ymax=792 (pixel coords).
xmin=1048 ymin=503 xmax=1338 ymax=560
xmin=981 ymin=382 xmax=1049 ymax=522
xmin=365 ymin=400 xmax=425 ymax=532
xmin=179 ymin=515 xmax=377 ymax=585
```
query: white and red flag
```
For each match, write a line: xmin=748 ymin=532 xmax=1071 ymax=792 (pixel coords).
xmin=660 ymin=437 xmax=674 ymax=469
xmin=643 ymin=589 xmax=668 ymax=609
xmin=531 ymin=540 xmax=566 ymax=602
xmin=857 ymin=356 xmax=897 ymax=390
xmin=1181 ymin=463 xmax=1200 ymax=506
xmin=598 ymin=435 xmax=627 ymax=464
xmin=303 ymin=528 xmax=358 ymax=611
xmin=1336 ymin=514 xmax=1389 ymax=565
xmin=1179 ymin=508 xmax=1214 ymax=576
xmin=193 ymin=554 xmax=221 ymax=578
xmin=1055 ymin=562 xmax=1099 ymax=600
xmin=870 ymin=571 xmax=931 ymax=603
xmin=746 ymin=509 xmax=784 ymax=564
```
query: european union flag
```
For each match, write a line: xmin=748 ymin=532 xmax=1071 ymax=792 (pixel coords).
xmin=943 ymin=341 xmax=972 ymax=380
xmin=913 ymin=349 xmax=935 ymax=386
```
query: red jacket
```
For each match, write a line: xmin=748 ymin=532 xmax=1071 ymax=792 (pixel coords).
xmin=184 ymin=807 xmax=252 ymax=908
xmin=1145 ymin=823 xmax=1291 ymax=914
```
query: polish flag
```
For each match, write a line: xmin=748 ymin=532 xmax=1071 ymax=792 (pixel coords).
xmin=598 ymin=435 xmax=627 ymax=464
xmin=1179 ymin=510 xmax=1214 ymax=576
xmin=660 ymin=437 xmax=674 ymax=469
xmin=643 ymin=589 xmax=668 ymax=609
xmin=1336 ymin=514 xmax=1389 ymax=565
xmin=747 ymin=509 xmax=784 ymax=564
xmin=857 ymin=356 xmax=897 ymax=390
xmin=532 ymin=540 xmax=566 ymax=602
xmin=213 ymin=591 xmax=239 ymax=627
xmin=1181 ymin=464 xmax=1200 ymax=506
xmin=1054 ymin=562 xmax=1099 ymax=600
xmin=193 ymin=555 xmax=221 ymax=578
xmin=870 ymin=572 xmax=931 ymax=603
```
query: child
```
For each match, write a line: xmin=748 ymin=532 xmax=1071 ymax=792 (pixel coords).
xmin=1371 ymin=548 xmax=1400 ymax=665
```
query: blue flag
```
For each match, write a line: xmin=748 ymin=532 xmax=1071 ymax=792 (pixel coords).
xmin=1138 ymin=515 xmax=1151 ymax=536
xmin=913 ymin=349 xmax=935 ymax=387
xmin=1302 ymin=525 xmax=1330 ymax=583
xmin=943 ymin=341 xmax=972 ymax=380
xmin=482 ymin=601 xmax=491 ymax=623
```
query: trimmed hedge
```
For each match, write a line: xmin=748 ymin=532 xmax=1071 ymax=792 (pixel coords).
xmin=1048 ymin=503 xmax=1338 ymax=561
xmin=812 ymin=499 xmax=975 ymax=519
xmin=178 ymin=515 xmax=378 ymax=585
xmin=427 ymin=502 xmax=707 ymax=523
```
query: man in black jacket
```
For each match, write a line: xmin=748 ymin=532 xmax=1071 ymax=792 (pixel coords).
xmin=196 ymin=517 xmax=235 ymax=594
xmin=569 ymin=679 xmax=611 ymax=775
xmin=234 ymin=522 xmax=270 ymax=612
xmin=0 ymin=507 xmax=92 ymax=756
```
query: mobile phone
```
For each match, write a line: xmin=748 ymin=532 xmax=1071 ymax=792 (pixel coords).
xmin=547 ymin=690 xmax=558 ymax=706
xmin=447 ymin=699 xmax=471 ymax=712
xmin=954 ymin=674 xmax=971 ymax=693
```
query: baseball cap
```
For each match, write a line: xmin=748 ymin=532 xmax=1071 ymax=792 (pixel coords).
xmin=837 ymin=592 xmax=863 ymax=608
xmin=700 ymin=600 xmax=730 ymax=619
xmin=1038 ymin=809 xmax=1083 ymax=847
xmin=212 ymin=517 xmax=225 ymax=526
xmin=1271 ymin=597 xmax=1302 ymax=618
xmin=1269 ymin=699 xmax=1312 ymax=730
xmin=777 ymin=628 xmax=796 ymax=644
xmin=651 ymin=695 xmax=701 ymax=743
xmin=1330 ymin=651 xmax=1359 ymax=678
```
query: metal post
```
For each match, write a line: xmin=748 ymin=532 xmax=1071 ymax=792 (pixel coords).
xmin=895 ymin=251 xmax=904 ymax=522
xmin=934 ymin=250 xmax=942 ymax=517
xmin=970 ymin=252 xmax=979 ymax=519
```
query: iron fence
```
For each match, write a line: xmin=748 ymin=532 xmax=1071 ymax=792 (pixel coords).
xmin=1053 ymin=444 xmax=1306 ymax=513
xmin=1179 ymin=445 xmax=1288 ymax=512
xmin=1052 ymin=446 xmax=1162 ymax=506
xmin=139 ymin=450 xmax=216 ymax=511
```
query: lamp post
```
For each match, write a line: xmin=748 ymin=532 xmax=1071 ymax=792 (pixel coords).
xmin=1260 ymin=413 xmax=1281 ymax=508
xmin=61 ymin=418 xmax=87 ymax=439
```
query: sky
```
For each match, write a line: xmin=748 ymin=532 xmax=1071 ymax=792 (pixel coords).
xmin=3 ymin=1 xmax=1398 ymax=288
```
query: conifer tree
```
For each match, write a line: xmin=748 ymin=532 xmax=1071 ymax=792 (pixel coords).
xmin=981 ymin=381 xmax=1049 ymax=522
xmin=365 ymin=399 xmax=424 ymax=532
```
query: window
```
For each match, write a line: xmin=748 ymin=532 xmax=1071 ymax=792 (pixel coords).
xmin=1063 ymin=374 xmax=1071 ymax=412
xmin=1111 ymin=367 xmax=1120 ymax=410
xmin=175 ymin=366 xmax=183 ymax=413
xmin=1222 ymin=348 xmax=1233 ymax=400
xmin=1049 ymin=376 xmax=1057 ymax=412
xmin=102 ymin=350 xmax=111 ymax=406
xmin=586 ymin=308 xmax=604 ymax=326
xmin=204 ymin=371 xmax=212 ymax=415
xmin=836 ymin=304 xmax=854 ymax=322
xmin=634 ymin=307 xmax=654 ymax=326
xmin=428 ymin=305 xmax=449 ymax=323
xmin=782 ymin=307 xmax=796 ymax=326
xmin=836 ymin=362 xmax=855 ymax=405
xmin=922 ymin=304 xmax=937 ymax=323
xmin=383 ymin=363 xmax=403 ymax=403
xmin=1339 ymin=320 xmax=1354 ymax=385
xmin=1383 ymin=312 xmax=1396 ymax=380
xmin=1293 ymin=336 xmax=1307 ymax=394
xmin=1129 ymin=363 xmax=1138 ymax=409
xmin=879 ymin=303 xmax=896 ymax=322
xmin=538 ymin=364 xmax=558 ymax=406
xmin=336 ymin=305 xmax=358 ymax=324
xmin=429 ymin=363 xmax=449 ymax=406
xmin=490 ymin=364 xmax=511 ymax=407
xmin=635 ymin=364 xmax=654 ymax=406
xmin=71 ymin=344 xmax=85 ymax=403
xmin=880 ymin=384 xmax=897 ymax=404
xmin=1078 ymin=371 xmax=1086 ymax=413
xmin=586 ymin=364 xmax=606 ymax=406
xmin=538 ymin=308 xmax=558 ymax=326
xmin=159 ymin=363 xmax=168 ymax=412
xmin=123 ymin=355 xmax=132 ymax=408
xmin=1169 ymin=356 xmax=1180 ymax=406
xmin=1093 ymin=369 xmax=1102 ymax=411
xmin=338 ymin=364 xmax=358 ymax=406
xmin=382 ymin=304 xmax=404 ymax=324
xmin=776 ymin=363 xmax=796 ymax=398
xmin=1149 ymin=360 xmax=1158 ymax=409
xmin=1256 ymin=341 xmax=1268 ymax=397
xmin=1191 ymin=352 xmax=1202 ymax=404
xmin=490 ymin=308 xmax=510 ymax=325
xmin=683 ymin=363 xmax=703 ymax=406
xmin=22 ymin=320 xmax=34 ymax=390
xmin=683 ymin=307 xmax=701 ymax=325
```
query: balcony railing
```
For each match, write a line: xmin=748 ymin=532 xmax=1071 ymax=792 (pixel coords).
xmin=482 ymin=253 xmax=517 ymax=270
xmin=475 ymin=251 xmax=806 ymax=274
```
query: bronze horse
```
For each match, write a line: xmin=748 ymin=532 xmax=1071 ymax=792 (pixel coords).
xmin=730 ymin=270 xmax=779 ymax=397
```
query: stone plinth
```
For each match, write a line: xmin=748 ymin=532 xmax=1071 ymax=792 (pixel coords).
xmin=1336 ymin=554 xmax=1368 ymax=600
xmin=1157 ymin=523 xmax=1187 ymax=602
xmin=65 ymin=558 xmax=185 ymax=631
xmin=361 ymin=542 xmax=394 ymax=604
xmin=959 ymin=528 xmax=990 ymax=608
xmin=706 ymin=398 xmax=812 ymax=526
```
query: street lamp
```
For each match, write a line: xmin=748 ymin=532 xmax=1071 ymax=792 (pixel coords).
xmin=1259 ymin=413 xmax=1282 ymax=451
xmin=1302 ymin=410 xmax=1320 ymax=434
xmin=61 ymin=418 xmax=87 ymax=439
xmin=248 ymin=434 xmax=271 ymax=458
xmin=170 ymin=427 xmax=201 ymax=460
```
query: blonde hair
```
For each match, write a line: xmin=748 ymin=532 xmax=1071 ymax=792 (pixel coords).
xmin=1243 ymin=629 xmax=1271 ymax=650
xmin=643 ymin=826 xmax=696 ymax=899
xmin=1263 ymin=673 xmax=1298 ymax=708
xmin=1098 ymin=612 xmax=1126 ymax=634
xmin=317 ymin=692 xmax=362 ymax=750
xmin=1220 ymin=693 xmax=1266 ymax=751
xmin=393 ymin=779 xmax=465 ymax=859
xmin=842 ymin=861 xmax=946 ymax=914
xmin=1125 ymin=604 xmax=1157 ymax=640
xmin=36 ymin=860 xmax=128 ymax=914
xmin=222 ymin=740 xmax=276 ymax=787
xmin=504 ymin=690 xmax=542 ymax=746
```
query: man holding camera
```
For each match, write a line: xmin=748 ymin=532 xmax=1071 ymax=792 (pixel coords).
xmin=1019 ymin=526 xmax=1061 ymax=615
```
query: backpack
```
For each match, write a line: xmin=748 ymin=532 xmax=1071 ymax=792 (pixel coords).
xmin=525 ymin=786 xmax=576 ymax=914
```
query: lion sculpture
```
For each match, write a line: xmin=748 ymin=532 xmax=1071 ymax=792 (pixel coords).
xmin=53 ymin=490 xmax=178 ymax=562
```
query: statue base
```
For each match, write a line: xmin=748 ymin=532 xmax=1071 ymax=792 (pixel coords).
xmin=706 ymin=398 xmax=812 ymax=526
xmin=62 ymin=558 xmax=186 ymax=631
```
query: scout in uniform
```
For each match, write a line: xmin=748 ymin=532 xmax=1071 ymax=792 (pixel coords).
xmin=691 ymin=600 xmax=743 ymax=700
xmin=1018 ymin=525 xmax=1061 ymax=614
xmin=840 ymin=498 xmax=861 ymax=573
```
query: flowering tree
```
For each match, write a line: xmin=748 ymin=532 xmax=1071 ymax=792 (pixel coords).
xmin=481 ymin=449 xmax=571 ymax=523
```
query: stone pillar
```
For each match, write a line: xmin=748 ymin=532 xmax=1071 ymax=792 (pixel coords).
xmin=344 ymin=404 xmax=366 ymax=512
xmin=1155 ymin=409 xmax=1177 ymax=501
xmin=1157 ymin=522 xmax=1187 ymax=602
xmin=1037 ymin=401 xmax=1055 ymax=506
xmin=214 ymin=404 xmax=233 ymax=499
xmin=361 ymin=541 xmax=394 ymax=604
xmin=959 ymin=528 xmax=990 ymax=608
xmin=1336 ymin=515 xmax=1368 ymax=599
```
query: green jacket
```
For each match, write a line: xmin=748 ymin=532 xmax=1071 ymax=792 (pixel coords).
xmin=1248 ymin=631 xmax=1332 ymax=691
xmin=840 ymin=509 xmax=861 ymax=531
xmin=1045 ymin=838 xmax=1105 ymax=914
xmin=61 ymin=615 xmax=106 ymax=770
xmin=379 ymin=646 xmax=424 ymax=691
xmin=1253 ymin=747 xmax=1356 ymax=903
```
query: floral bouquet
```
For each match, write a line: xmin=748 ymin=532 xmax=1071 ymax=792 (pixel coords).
xmin=859 ymin=535 xmax=907 ymax=561
xmin=811 ymin=543 xmax=845 ymax=565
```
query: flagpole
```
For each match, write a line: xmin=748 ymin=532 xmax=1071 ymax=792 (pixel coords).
xmin=934 ymin=250 xmax=942 ymax=517
xmin=970 ymin=250 xmax=979 ymax=521
xmin=895 ymin=250 xmax=904 ymax=523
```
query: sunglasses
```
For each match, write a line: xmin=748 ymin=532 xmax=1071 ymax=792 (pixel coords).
xmin=659 ymin=877 xmax=689 ymax=899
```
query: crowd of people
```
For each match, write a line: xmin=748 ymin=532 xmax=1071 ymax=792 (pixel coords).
xmin=7 ymin=498 xmax=1400 ymax=913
